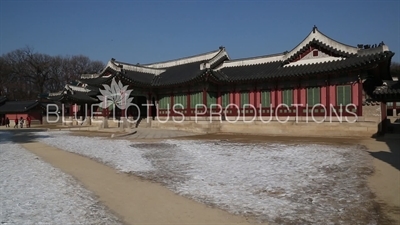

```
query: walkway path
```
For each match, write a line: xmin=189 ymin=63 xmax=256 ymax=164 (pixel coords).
xmin=21 ymin=140 xmax=264 ymax=225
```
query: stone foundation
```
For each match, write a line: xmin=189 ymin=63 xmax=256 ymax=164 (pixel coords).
xmin=151 ymin=118 xmax=378 ymax=137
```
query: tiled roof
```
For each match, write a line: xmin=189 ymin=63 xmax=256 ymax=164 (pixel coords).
xmin=78 ymin=75 xmax=115 ymax=87
xmin=60 ymin=27 xmax=393 ymax=88
xmin=152 ymin=61 xmax=207 ymax=86
xmin=283 ymin=26 xmax=359 ymax=62
xmin=65 ymin=92 xmax=99 ymax=103
xmin=118 ymin=70 xmax=155 ymax=86
xmin=362 ymin=99 xmax=380 ymax=106
xmin=214 ymin=61 xmax=283 ymax=81
xmin=284 ymin=39 xmax=356 ymax=63
xmin=48 ymin=92 xmax=99 ymax=103
xmin=0 ymin=100 xmax=39 ymax=113
xmin=0 ymin=96 xmax=7 ymax=104
xmin=372 ymin=81 xmax=400 ymax=101
xmin=76 ymin=48 xmax=229 ymax=87
xmin=216 ymin=51 xmax=394 ymax=82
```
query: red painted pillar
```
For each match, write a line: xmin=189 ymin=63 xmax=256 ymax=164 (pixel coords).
xmin=300 ymin=88 xmax=306 ymax=106
xmin=326 ymin=80 xmax=331 ymax=115
xmin=293 ymin=87 xmax=298 ymax=105
xmin=217 ymin=89 xmax=221 ymax=105
xmin=229 ymin=91 xmax=234 ymax=106
xmin=352 ymin=82 xmax=359 ymax=105
xmin=187 ymin=90 xmax=191 ymax=116
xmin=271 ymin=89 xmax=276 ymax=107
xmin=255 ymin=85 xmax=260 ymax=112
xmin=321 ymin=86 xmax=327 ymax=106
xmin=235 ymin=91 xmax=240 ymax=108
xmin=276 ymin=90 xmax=282 ymax=105
xmin=250 ymin=88 xmax=256 ymax=106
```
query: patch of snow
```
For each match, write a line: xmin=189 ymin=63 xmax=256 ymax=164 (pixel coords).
xmin=38 ymin=131 xmax=155 ymax=173
xmin=0 ymin=131 xmax=122 ymax=225
xmin=37 ymin=131 xmax=377 ymax=224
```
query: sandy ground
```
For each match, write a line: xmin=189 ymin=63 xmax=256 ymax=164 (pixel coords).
xmin=359 ymin=138 xmax=400 ymax=224
xmin=20 ymin=141 xmax=265 ymax=225
xmin=7 ymin=128 xmax=400 ymax=224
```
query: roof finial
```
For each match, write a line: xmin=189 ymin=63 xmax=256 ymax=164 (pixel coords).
xmin=313 ymin=25 xmax=317 ymax=33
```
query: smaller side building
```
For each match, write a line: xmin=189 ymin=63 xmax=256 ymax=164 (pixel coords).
xmin=371 ymin=80 xmax=400 ymax=134
xmin=0 ymin=99 xmax=43 ymax=126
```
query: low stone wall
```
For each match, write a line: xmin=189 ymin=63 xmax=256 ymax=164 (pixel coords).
xmin=151 ymin=118 xmax=378 ymax=138
xmin=42 ymin=115 xmax=379 ymax=138
xmin=43 ymin=116 xmax=139 ymax=129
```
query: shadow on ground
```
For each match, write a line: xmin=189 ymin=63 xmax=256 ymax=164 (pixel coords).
xmin=369 ymin=129 xmax=400 ymax=171
xmin=0 ymin=129 xmax=50 ymax=144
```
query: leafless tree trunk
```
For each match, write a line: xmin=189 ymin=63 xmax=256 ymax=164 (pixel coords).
xmin=0 ymin=47 xmax=105 ymax=100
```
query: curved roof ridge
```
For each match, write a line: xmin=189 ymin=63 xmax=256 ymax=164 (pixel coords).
xmin=65 ymin=84 xmax=90 ymax=93
xmin=283 ymin=56 xmax=345 ymax=67
xmin=208 ymin=47 xmax=230 ymax=62
xmin=81 ymin=73 xmax=101 ymax=79
xmin=215 ymin=52 xmax=284 ymax=70
xmin=283 ymin=26 xmax=359 ymax=61
xmin=200 ymin=47 xmax=231 ymax=69
xmin=113 ymin=60 xmax=166 ymax=75
xmin=143 ymin=49 xmax=221 ymax=68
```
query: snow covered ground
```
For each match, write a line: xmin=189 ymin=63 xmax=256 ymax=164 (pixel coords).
xmin=0 ymin=131 xmax=122 ymax=225
xmin=38 ymin=131 xmax=377 ymax=225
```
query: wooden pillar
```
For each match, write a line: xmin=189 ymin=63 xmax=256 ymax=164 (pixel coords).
xmin=203 ymin=88 xmax=207 ymax=106
xmin=80 ymin=104 xmax=84 ymax=119
xmin=329 ymin=85 xmax=336 ymax=106
xmin=300 ymin=88 xmax=306 ymax=106
xmin=293 ymin=87 xmax=298 ymax=105
xmin=155 ymin=98 xmax=159 ymax=118
xmin=62 ymin=103 xmax=66 ymax=118
xmin=276 ymin=90 xmax=282 ymax=105
xmin=271 ymin=89 xmax=276 ymax=107
xmin=255 ymin=85 xmax=260 ymax=115
xmin=147 ymin=94 xmax=152 ymax=119
xmin=121 ymin=107 xmax=126 ymax=118
xmin=380 ymin=102 xmax=387 ymax=134
xmin=87 ymin=104 xmax=91 ymax=118
xmin=170 ymin=91 xmax=174 ymax=115
xmin=358 ymin=79 xmax=363 ymax=116
xmin=352 ymin=81 xmax=359 ymax=105
xmin=326 ymin=79 xmax=330 ymax=114
xmin=229 ymin=89 xmax=234 ymax=106
xmin=217 ymin=86 xmax=221 ymax=105
xmin=235 ymin=90 xmax=240 ymax=108
xmin=321 ymin=86 xmax=327 ymax=106
xmin=187 ymin=90 xmax=191 ymax=116
xmin=250 ymin=85 xmax=256 ymax=106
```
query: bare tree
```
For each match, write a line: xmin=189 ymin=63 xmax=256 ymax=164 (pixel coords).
xmin=0 ymin=47 xmax=105 ymax=100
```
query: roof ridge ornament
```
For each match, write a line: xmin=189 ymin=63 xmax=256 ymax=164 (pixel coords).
xmin=313 ymin=25 xmax=317 ymax=33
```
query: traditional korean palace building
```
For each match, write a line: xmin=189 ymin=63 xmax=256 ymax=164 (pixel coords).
xmin=45 ymin=26 xmax=397 ymax=136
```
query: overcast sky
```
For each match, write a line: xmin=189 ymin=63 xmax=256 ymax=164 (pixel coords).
xmin=1 ymin=0 xmax=399 ymax=63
